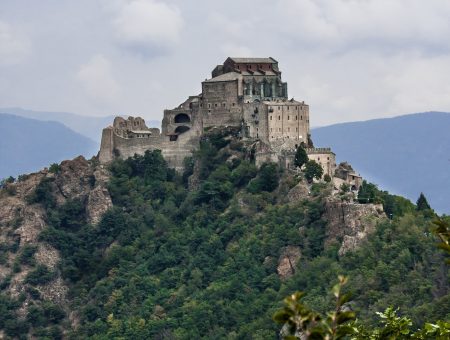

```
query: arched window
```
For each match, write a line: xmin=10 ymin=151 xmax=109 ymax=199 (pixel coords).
xmin=174 ymin=113 xmax=191 ymax=123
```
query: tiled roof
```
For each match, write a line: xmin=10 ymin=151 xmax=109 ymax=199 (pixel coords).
xmin=204 ymin=72 xmax=241 ymax=83
xmin=229 ymin=57 xmax=277 ymax=64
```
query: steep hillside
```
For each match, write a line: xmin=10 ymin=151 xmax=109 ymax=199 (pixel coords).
xmin=0 ymin=114 xmax=97 ymax=179
xmin=312 ymin=112 xmax=450 ymax=214
xmin=0 ymin=129 xmax=447 ymax=338
xmin=0 ymin=108 xmax=160 ymax=143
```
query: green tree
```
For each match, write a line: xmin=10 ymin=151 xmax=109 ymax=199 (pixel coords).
xmin=416 ymin=192 xmax=431 ymax=211
xmin=294 ymin=145 xmax=308 ymax=168
xmin=304 ymin=160 xmax=323 ymax=183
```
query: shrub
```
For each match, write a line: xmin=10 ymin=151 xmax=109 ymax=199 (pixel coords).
xmin=48 ymin=163 xmax=61 ymax=174
xmin=25 ymin=265 xmax=55 ymax=285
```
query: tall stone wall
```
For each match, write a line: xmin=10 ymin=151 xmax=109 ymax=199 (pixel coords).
xmin=267 ymin=101 xmax=309 ymax=144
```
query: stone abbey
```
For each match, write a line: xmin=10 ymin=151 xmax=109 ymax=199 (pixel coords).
xmin=99 ymin=57 xmax=359 ymax=187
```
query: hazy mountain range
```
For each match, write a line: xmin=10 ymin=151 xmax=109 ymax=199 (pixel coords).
xmin=1 ymin=109 xmax=448 ymax=213
xmin=0 ymin=113 xmax=97 ymax=179
xmin=0 ymin=108 xmax=160 ymax=143
xmin=312 ymin=111 xmax=450 ymax=214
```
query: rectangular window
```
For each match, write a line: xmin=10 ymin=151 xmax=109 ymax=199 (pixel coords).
xmin=279 ymin=128 xmax=281 ymax=132
xmin=296 ymin=127 xmax=298 ymax=132
xmin=278 ymin=116 xmax=281 ymax=120
xmin=301 ymin=116 xmax=303 ymax=120
xmin=270 ymin=128 xmax=273 ymax=132
xmin=295 ymin=116 xmax=297 ymax=120
xmin=287 ymin=106 xmax=289 ymax=110
xmin=278 ymin=106 xmax=281 ymax=110
xmin=270 ymin=116 xmax=272 ymax=120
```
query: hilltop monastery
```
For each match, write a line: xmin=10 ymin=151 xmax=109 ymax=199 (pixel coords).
xmin=99 ymin=57 xmax=361 ymax=189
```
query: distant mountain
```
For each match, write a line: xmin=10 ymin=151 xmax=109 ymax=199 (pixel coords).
xmin=0 ymin=108 xmax=160 ymax=143
xmin=312 ymin=112 xmax=450 ymax=214
xmin=0 ymin=113 xmax=97 ymax=179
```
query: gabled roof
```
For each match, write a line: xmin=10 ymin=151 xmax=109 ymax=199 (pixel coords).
xmin=228 ymin=57 xmax=277 ymax=64
xmin=204 ymin=72 xmax=241 ymax=83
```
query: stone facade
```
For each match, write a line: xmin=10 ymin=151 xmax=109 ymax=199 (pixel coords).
xmin=98 ymin=57 xmax=341 ymax=180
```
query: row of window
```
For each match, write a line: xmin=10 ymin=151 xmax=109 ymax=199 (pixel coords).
xmin=200 ymin=102 xmax=237 ymax=108
xmin=270 ymin=115 xmax=304 ymax=121
xmin=271 ymin=127 xmax=301 ymax=132
xmin=269 ymin=106 xmax=302 ymax=111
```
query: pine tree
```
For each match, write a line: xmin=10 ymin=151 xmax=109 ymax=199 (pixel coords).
xmin=416 ymin=192 xmax=431 ymax=211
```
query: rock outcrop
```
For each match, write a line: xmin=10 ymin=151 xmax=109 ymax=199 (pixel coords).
xmin=324 ymin=200 xmax=385 ymax=256
xmin=0 ymin=155 xmax=112 ymax=328
xmin=277 ymin=245 xmax=301 ymax=279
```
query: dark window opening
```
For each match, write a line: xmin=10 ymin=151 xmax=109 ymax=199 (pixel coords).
xmin=174 ymin=113 xmax=191 ymax=123
xmin=170 ymin=135 xmax=178 ymax=141
xmin=175 ymin=126 xmax=191 ymax=134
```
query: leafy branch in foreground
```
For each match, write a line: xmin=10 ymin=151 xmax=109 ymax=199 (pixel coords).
xmin=273 ymin=275 xmax=355 ymax=339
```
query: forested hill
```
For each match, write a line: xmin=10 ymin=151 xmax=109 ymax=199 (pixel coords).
xmin=312 ymin=111 xmax=450 ymax=214
xmin=0 ymin=113 xmax=97 ymax=179
xmin=0 ymin=128 xmax=448 ymax=338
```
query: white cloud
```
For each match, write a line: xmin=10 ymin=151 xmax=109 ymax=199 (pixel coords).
xmin=0 ymin=20 xmax=31 ymax=65
xmin=274 ymin=0 xmax=450 ymax=54
xmin=110 ymin=0 xmax=183 ymax=56
xmin=76 ymin=55 xmax=120 ymax=103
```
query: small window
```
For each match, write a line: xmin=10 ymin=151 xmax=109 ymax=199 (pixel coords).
xmin=287 ymin=106 xmax=289 ymax=110
xmin=288 ymin=116 xmax=290 ymax=120
xmin=223 ymin=103 xmax=226 ymax=107
xmin=200 ymin=104 xmax=203 ymax=108
xmin=295 ymin=116 xmax=297 ymax=120
xmin=278 ymin=116 xmax=281 ymax=120
xmin=270 ymin=116 xmax=272 ymax=120
xmin=270 ymin=128 xmax=273 ymax=132
xmin=208 ymin=103 xmax=211 ymax=108
xmin=215 ymin=103 xmax=218 ymax=107
xmin=296 ymin=127 xmax=298 ymax=132
xmin=278 ymin=106 xmax=281 ymax=110
xmin=279 ymin=128 xmax=281 ymax=132
xmin=232 ymin=103 xmax=235 ymax=106
xmin=301 ymin=116 xmax=303 ymax=120
xmin=327 ymin=157 xmax=330 ymax=160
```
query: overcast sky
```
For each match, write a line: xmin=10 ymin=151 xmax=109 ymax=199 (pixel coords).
xmin=1 ymin=0 xmax=450 ymax=126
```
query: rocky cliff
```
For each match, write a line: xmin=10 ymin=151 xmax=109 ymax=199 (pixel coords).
xmin=0 ymin=156 xmax=111 ymax=332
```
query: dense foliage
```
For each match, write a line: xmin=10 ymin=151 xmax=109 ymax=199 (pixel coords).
xmin=0 ymin=129 xmax=448 ymax=338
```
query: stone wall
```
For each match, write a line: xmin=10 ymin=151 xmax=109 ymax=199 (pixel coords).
xmin=267 ymin=101 xmax=309 ymax=144
xmin=305 ymin=148 xmax=336 ymax=177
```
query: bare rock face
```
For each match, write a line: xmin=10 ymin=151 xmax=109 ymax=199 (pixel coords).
xmin=0 ymin=155 xmax=112 ymax=329
xmin=286 ymin=182 xmax=310 ymax=202
xmin=324 ymin=200 xmax=385 ymax=256
xmin=277 ymin=246 xmax=301 ymax=280
xmin=55 ymin=156 xmax=92 ymax=200
xmin=87 ymin=185 xmax=112 ymax=225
